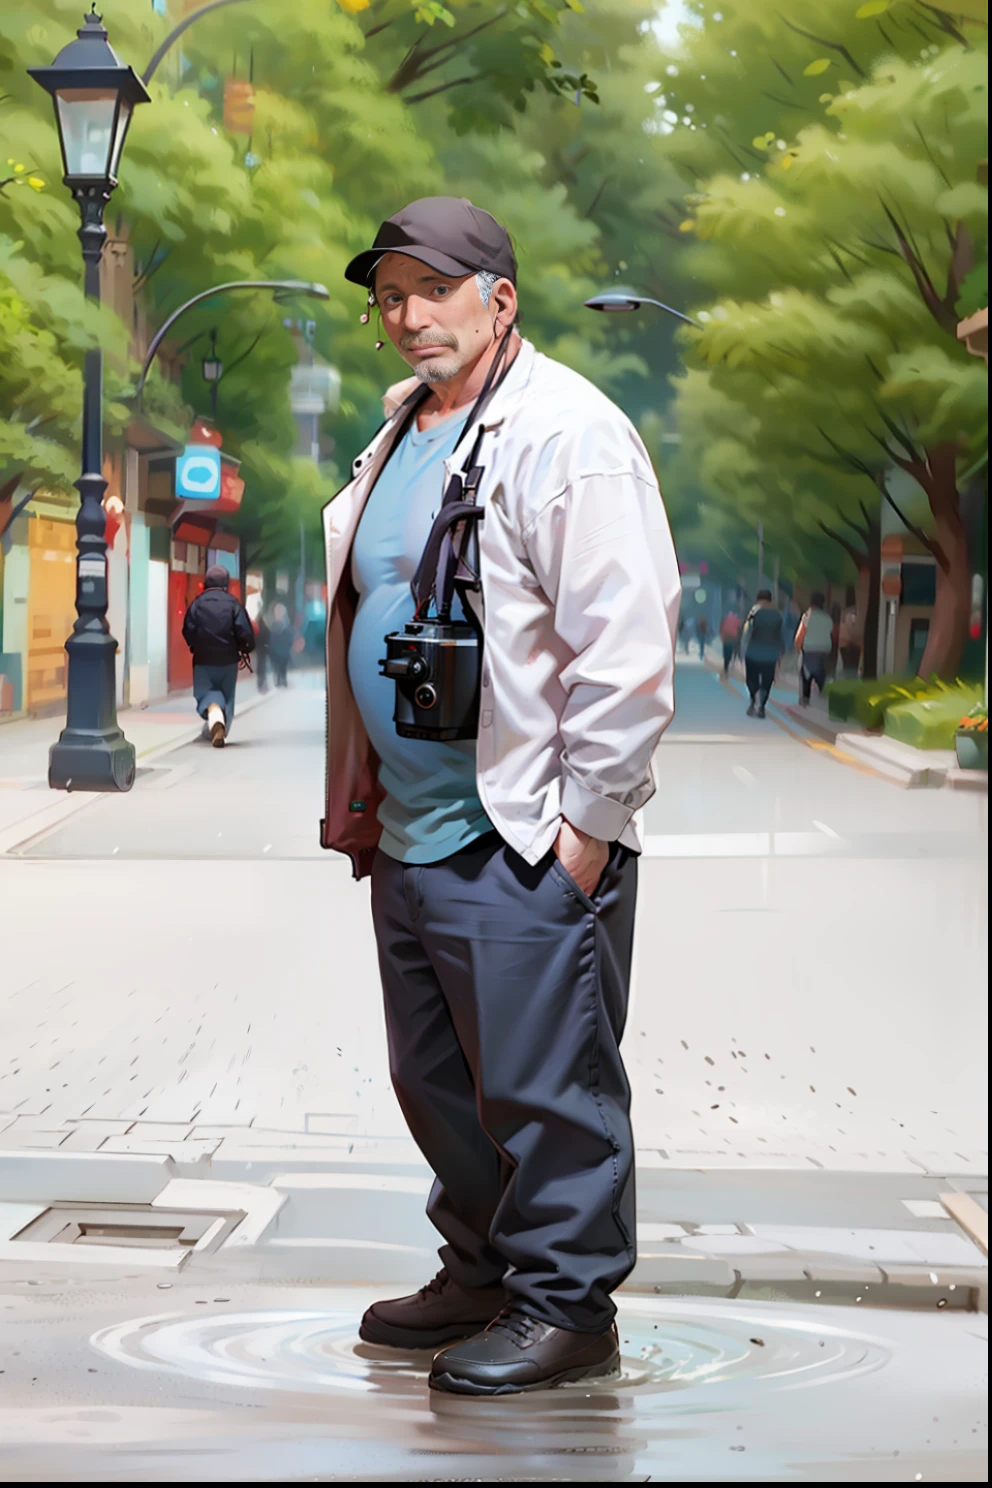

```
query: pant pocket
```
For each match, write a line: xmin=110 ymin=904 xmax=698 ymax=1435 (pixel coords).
xmin=549 ymin=857 xmax=600 ymax=915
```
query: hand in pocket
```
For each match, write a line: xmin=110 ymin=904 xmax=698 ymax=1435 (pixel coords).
xmin=554 ymin=820 xmax=610 ymax=898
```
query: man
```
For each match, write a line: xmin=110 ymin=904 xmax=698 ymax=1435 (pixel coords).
xmin=795 ymin=591 xmax=835 ymax=704
xmin=254 ymin=608 xmax=271 ymax=694
xmin=741 ymin=588 xmax=783 ymax=718
xmin=268 ymin=603 xmax=296 ymax=688
xmin=182 ymin=565 xmax=254 ymax=747
xmin=321 ymin=196 xmax=680 ymax=1396
xmin=695 ymin=612 xmax=709 ymax=659
xmin=719 ymin=607 xmax=741 ymax=673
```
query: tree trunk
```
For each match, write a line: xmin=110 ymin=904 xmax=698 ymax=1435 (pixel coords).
xmin=917 ymin=449 xmax=970 ymax=679
xmin=918 ymin=524 xmax=970 ymax=678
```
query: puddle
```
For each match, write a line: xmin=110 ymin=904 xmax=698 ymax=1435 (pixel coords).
xmin=91 ymin=1296 xmax=888 ymax=1403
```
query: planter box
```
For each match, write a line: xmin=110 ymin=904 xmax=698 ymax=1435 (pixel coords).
xmin=955 ymin=728 xmax=989 ymax=772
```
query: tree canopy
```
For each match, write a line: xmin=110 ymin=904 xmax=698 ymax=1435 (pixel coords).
xmin=1 ymin=0 xmax=987 ymax=675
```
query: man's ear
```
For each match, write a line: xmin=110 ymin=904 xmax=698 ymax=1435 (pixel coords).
xmin=492 ymin=277 xmax=518 ymax=333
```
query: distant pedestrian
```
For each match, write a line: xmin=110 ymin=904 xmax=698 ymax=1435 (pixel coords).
xmin=269 ymin=602 xmax=295 ymax=688
xmin=678 ymin=617 xmax=689 ymax=653
xmin=741 ymin=589 xmax=783 ymax=718
xmin=795 ymin=592 xmax=834 ymax=706
xmin=254 ymin=612 xmax=271 ymax=694
xmin=182 ymin=565 xmax=255 ymax=747
xmin=695 ymin=614 xmax=709 ymax=659
xmin=719 ymin=609 xmax=741 ymax=673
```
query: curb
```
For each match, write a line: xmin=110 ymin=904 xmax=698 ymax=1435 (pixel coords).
xmin=836 ymin=731 xmax=988 ymax=792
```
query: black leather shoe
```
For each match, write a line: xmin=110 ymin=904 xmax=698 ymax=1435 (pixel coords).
xmin=359 ymin=1268 xmax=506 ymax=1350
xmin=429 ymin=1306 xmax=620 ymax=1395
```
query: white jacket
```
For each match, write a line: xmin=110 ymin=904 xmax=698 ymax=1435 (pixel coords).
xmin=321 ymin=338 xmax=681 ymax=879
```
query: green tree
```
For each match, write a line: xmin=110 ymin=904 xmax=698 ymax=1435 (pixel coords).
xmin=342 ymin=0 xmax=599 ymax=128
xmin=656 ymin=12 xmax=987 ymax=677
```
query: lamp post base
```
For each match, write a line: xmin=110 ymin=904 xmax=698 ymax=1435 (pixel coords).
xmin=49 ymin=729 xmax=136 ymax=793
xmin=49 ymin=629 xmax=136 ymax=794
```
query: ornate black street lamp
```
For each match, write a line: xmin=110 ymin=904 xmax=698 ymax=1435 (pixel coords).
xmin=201 ymin=329 xmax=223 ymax=419
xmin=584 ymin=289 xmax=701 ymax=328
xmin=30 ymin=9 xmax=150 ymax=792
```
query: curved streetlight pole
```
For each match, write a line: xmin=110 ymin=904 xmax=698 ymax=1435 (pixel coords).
xmin=583 ymin=290 xmax=701 ymax=329
xmin=134 ymin=280 xmax=329 ymax=406
xmin=142 ymin=0 xmax=252 ymax=85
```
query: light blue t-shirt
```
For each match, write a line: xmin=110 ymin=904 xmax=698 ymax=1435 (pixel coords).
xmin=348 ymin=411 xmax=492 ymax=864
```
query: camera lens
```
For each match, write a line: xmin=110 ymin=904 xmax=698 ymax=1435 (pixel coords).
xmin=414 ymin=683 xmax=437 ymax=710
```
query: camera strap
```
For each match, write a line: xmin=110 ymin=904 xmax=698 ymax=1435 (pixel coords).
xmin=411 ymin=331 xmax=515 ymax=623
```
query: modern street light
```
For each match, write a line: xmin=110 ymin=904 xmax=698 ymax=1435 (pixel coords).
xmin=133 ymin=280 xmax=330 ymax=408
xmin=29 ymin=9 xmax=151 ymax=793
xmin=584 ymin=290 xmax=701 ymax=329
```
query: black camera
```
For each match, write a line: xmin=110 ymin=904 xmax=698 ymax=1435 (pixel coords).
xmin=379 ymin=619 xmax=481 ymax=741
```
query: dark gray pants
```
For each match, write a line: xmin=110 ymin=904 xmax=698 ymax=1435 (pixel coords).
xmin=370 ymin=831 xmax=638 ymax=1334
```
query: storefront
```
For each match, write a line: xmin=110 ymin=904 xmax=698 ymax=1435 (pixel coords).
xmin=167 ymin=419 xmax=245 ymax=691
xmin=25 ymin=512 xmax=76 ymax=714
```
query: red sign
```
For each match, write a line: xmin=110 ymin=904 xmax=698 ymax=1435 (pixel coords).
xmin=881 ymin=573 xmax=902 ymax=599
xmin=218 ymin=462 xmax=245 ymax=513
xmin=189 ymin=418 xmax=223 ymax=449
xmin=880 ymin=535 xmax=904 ymax=562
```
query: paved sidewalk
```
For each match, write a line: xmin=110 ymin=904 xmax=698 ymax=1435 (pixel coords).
xmin=2 ymin=667 xmax=985 ymax=1312
xmin=0 ymin=674 xmax=282 ymax=844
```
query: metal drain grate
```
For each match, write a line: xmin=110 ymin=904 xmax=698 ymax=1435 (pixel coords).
xmin=13 ymin=1203 xmax=238 ymax=1254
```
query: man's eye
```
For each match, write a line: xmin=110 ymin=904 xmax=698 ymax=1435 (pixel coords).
xmin=434 ymin=285 xmax=450 ymax=297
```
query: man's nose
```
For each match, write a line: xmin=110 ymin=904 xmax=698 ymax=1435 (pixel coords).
xmin=403 ymin=295 xmax=433 ymax=332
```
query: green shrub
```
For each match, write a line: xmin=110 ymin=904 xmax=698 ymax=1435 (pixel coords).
xmin=884 ymin=684 xmax=984 ymax=750
xmin=826 ymin=676 xmax=932 ymax=730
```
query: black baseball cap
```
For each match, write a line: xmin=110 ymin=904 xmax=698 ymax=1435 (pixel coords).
xmin=344 ymin=196 xmax=517 ymax=288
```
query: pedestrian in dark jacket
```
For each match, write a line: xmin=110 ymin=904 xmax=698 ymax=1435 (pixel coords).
xmin=182 ymin=565 xmax=255 ymax=747
xmin=741 ymin=589 xmax=784 ymax=719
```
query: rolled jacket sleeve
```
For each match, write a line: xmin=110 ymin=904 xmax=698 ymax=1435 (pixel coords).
xmin=523 ymin=466 xmax=682 ymax=843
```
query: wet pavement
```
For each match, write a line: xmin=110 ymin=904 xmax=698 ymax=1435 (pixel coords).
xmin=0 ymin=1274 xmax=986 ymax=1481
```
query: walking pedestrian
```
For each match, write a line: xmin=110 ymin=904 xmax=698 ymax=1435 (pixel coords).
xmin=719 ymin=609 xmax=741 ymax=672
xmin=695 ymin=613 xmax=709 ymax=659
xmin=741 ymin=588 xmax=783 ymax=718
xmin=181 ymin=565 xmax=254 ymax=747
xmin=678 ymin=616 xmax=688 ymax=653
xmin=254 ymin=612 xmax=271 ymax=694
xmin=268 ymin=603 xmax=295 ymax=688
xmin=795 ymin=591 xmax=835 ymax=705
xmin=321 ymin=196 xmax=681 ymax=1396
